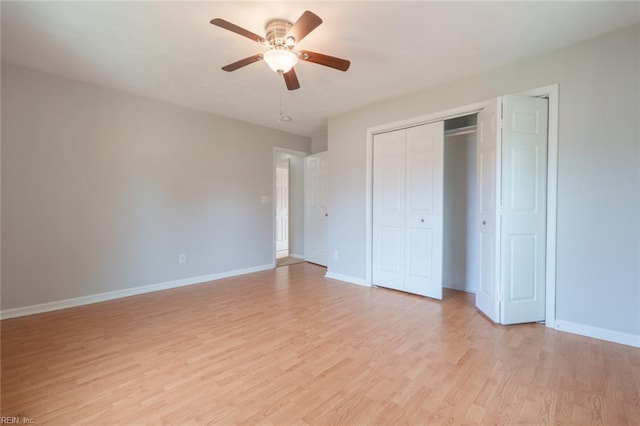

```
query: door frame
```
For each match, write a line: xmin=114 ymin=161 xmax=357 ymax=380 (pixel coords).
xmin=272 ymin=147 xmax=309 ymax=268
xmin=364 ymin=84 xmax=559 ymax=327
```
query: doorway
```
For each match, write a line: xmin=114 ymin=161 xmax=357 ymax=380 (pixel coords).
xmin=275 ymin=158 xmax=289 ymax=259
xmin=365 ymin=85 xmax=559 ymax=327
xmin=443 ymin=114 xmax=478 ymax=294
xmin=273 ymin=148 xmax=307 ymax=268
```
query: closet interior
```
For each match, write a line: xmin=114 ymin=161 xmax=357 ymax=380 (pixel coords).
xmin=443 ymin=114 xmax=478 ymax=294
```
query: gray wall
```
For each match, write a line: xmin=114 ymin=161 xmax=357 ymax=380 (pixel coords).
xmin=311 ymin=128 xmax=328 ymax=154
xmin=274 ymin=151 xmax=305 ymax=257
xmin=327 ymin=25 xmax=640 ymax=336
xmin=1 ymin=62 xmax=310 ymax=310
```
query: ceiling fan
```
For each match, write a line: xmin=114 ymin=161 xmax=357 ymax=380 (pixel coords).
xmin=210 ymin=10 xmax=350 ymax=90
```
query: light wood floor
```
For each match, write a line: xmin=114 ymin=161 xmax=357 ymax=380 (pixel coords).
xmin=2 ymin=263 xmax=639 ymax=424
xmin=276 ymin=256 xmax=306 ymax=268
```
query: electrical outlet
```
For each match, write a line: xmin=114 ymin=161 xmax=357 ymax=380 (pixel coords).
xmin=179 ymin=254 xmax=186 ymax=264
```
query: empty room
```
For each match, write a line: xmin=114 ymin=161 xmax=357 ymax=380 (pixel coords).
xmin=1 ymin=1 xmax=639 ymax=424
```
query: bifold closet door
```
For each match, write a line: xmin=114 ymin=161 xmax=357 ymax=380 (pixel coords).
xmin=373 ymin=130 xmax=405 ymax=291
xmin=475 ymin=98 xmax=501 ymax=322
xmin=475 ymin=95 xmax=548 ymax=325
xmin=373 ymin=122 xmax=444 ymax=299
xmin=500 ymin=95 xmax=548 ymax=324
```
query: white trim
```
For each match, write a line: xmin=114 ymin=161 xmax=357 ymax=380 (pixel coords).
xmin=325 ymin=272 xmax=371 ymax=288
xmin=0 ymin=264 xmax=273 ymax=319
xmin=365 ymin=101 xmax=488 ymax=285
xmin=290 ymin=253 xmax=305 ymax=260
xmin=554 ymin=320 xmax=640 ymax=348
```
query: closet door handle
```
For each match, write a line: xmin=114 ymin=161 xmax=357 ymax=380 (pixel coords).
xmin=420 ymin=219 xmax=424 ymax=223
xmin=482 ymin=220 xmax=486 ymax=225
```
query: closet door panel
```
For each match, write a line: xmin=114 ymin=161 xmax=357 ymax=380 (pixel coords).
xmin=373 ymin=130 xmax=406 ymax=291
xmin=500 ymin=95 xmax=548 ymax=324
xmin=404 ymin=122 xmax=443 ymax=299
xmin=380 ymin=227 xmax=403 ymax=274
xmin=475 ymin=98 xmax=501 ymax=322
xmin=407 ymin=228 xmax=432 ymax=279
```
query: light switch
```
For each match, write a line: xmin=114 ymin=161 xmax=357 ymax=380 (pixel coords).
xmin=261 ymin=195 xmax=269 ymax=204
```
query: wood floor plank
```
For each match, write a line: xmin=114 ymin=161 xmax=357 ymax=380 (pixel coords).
xmin=2 ymin=262 xmax=639 ymax=424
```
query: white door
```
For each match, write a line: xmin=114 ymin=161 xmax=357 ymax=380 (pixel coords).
xmin=501 ymin=95 xmax=548 ymax=324
xmin=275 ymin=159 xmax=289 ymax=253
xmin=372 ymin=122 xmax=444 ymax=299
xmin=305 ymin=152 xmax=328 ymax=266
xmin=475 ymin=95 xmax=548 ymax=324
xmin=404 ymin=123 xmax=444 ymax=299
xmin=475 ymin=99 xmax=501 ymax=322
xmin=373 ymin=130 xmax=405 ymax=291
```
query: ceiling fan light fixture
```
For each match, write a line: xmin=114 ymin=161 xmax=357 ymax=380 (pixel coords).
xmin=263 ymin=49 xmax=298 ymax=74
xmin=211 ymin=10 xmax=350 ymax=90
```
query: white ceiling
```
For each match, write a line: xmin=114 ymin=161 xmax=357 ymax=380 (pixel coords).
xmin=2 ymin=1 xmax=639 ymax=137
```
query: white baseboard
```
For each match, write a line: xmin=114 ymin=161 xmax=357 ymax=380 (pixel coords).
xmin=324 ymin=271 xmax=370 ymax=287
xmin=290 ymin=253 xmax=305 ymax=260
xmin=554 ymin=320 xmax=640 ymax=348
xmin=1 ymin=264 xmax=273 ymax=320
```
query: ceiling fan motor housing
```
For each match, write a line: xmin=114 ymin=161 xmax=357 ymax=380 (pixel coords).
xmin=265 ymin=20 xmax=294 ymax=48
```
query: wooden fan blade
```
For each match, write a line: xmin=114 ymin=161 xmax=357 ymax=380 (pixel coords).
xmin=221 ymin=54 xmax=263 ymax=72
xmin=283 ymin=68 xmax=300 ymax=90
xmin=286 ymin=11 xmax=322 ymax=44
xmin=298 ymin=50 xmax=350 ymax=71
xmin=210 ymin=18 xmax=266 ymax=44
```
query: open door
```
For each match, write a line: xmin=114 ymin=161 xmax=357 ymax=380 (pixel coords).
xmin=305 ymin=152 xmax=328 ymax=266
xmin=476 ymin=95 xmax=548 ymax=324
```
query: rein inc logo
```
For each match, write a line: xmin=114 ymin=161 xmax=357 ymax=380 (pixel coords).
xmin=1 ymin=417 xmax=34 ymax=424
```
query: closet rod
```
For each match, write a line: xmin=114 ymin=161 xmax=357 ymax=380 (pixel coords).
xmin=444 ymin=125 xmax=477 ymax=137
